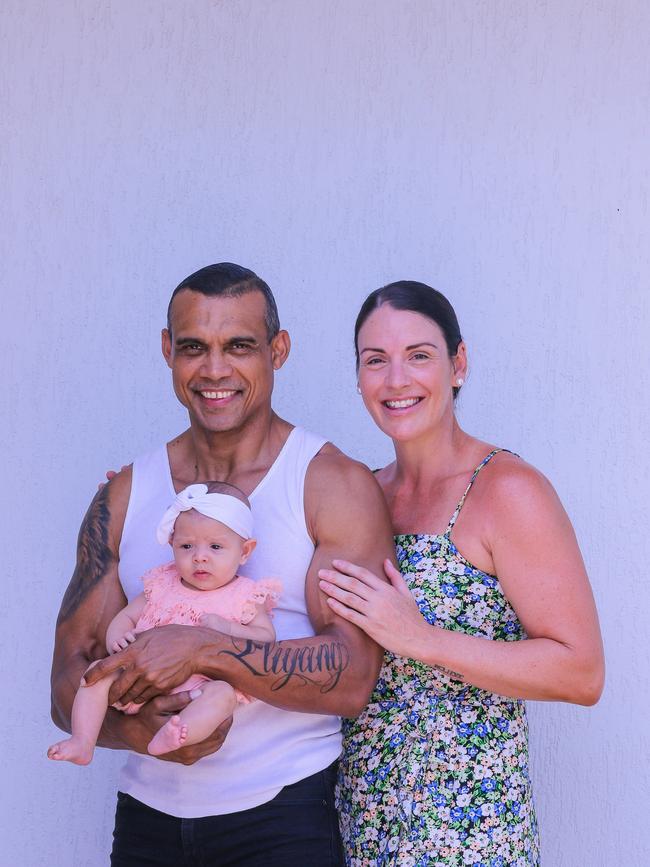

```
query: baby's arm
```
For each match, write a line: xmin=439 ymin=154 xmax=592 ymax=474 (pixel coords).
xmin=200 ymin=606 xmax=275 ymax=643
xmin=105 ymin=593 xmax=147 ymax=654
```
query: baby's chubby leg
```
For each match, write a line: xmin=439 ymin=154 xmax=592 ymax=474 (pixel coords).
xmin=47 ymin=661 xmax=120 ymax=765
xmin=148 ymin=680 xmax=237 ymax=756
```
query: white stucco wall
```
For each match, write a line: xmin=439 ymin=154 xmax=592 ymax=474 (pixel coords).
xmin=3 ymin=1 xmax=648 ymax=864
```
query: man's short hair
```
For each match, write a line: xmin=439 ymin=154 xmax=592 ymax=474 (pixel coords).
xmin=167 ymin=262 xmax=280 ymax=341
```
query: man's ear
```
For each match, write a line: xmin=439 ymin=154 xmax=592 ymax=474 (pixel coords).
xmin=270 ymin=330 xmax=291 ymax=370
xmin=240 ymin=538 xmax=257 ymax=564
xmin=162 ymin=328 xmax=173 ymax=368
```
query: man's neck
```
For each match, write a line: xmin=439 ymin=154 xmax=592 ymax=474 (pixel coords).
xmin=169 ymin=411 xmax=293 ymax=493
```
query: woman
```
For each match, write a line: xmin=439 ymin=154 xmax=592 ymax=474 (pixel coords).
xmin=318 ymin=281 xmax=604 ymax=866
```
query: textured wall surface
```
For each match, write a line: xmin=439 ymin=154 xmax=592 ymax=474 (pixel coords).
xmin=3 ymin=1 xmax=649 ymax=864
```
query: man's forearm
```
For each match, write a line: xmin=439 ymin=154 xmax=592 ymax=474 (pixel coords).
xmin=196 ymin=626 xmax=378 ymax=717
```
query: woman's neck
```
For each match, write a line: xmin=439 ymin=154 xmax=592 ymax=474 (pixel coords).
xmin=391 ymin=416 xmax=471 ymax=486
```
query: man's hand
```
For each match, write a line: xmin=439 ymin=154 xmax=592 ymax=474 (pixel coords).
xmin=83 ymin=625 xmax=212 ymax=707
xmin=126 ymin=692 xmax=232 ymax=765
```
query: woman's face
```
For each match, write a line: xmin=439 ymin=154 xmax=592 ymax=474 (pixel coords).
xmin=356 ymin=305 xmax=465 ymax=443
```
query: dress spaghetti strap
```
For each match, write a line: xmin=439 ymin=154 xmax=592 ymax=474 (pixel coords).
xmin=444 ymin=449 xmax=510 ymax=537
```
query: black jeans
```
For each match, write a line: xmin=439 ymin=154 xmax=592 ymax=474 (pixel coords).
xmin=110 ymin=762 xmax=345 ymax=866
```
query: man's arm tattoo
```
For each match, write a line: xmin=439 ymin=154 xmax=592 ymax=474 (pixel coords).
xmin=57 ymin=486 xmax=114 ymax=624
xmin=219 ymin=639 xmax=350 ymax=693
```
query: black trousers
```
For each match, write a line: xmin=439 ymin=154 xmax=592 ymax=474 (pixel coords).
xmin=110 ymin=762 xmax=345 ymax=866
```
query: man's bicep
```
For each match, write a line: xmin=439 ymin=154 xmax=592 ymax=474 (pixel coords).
xmin=54 ymin=478 xmax=129 ymax=660
xmin=305 ymin=456 xmax=395 ymax=602
xmin=304 ymin=532 xmax=384 ymax=712
xmin=304 ymin=456 xmax=394 ymax=649
xmin=57 ymin=484 xmax=116 ymax=624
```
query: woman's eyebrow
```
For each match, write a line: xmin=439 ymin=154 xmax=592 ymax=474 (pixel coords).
xmin=360 ymin=342 xmax=439 ymax=354
xmin=405 ymin=342 xmax=439 ymax=350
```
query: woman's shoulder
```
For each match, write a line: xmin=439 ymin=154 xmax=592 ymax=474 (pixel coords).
xmin=481 ymin=448 xmax=554 ymax=494
xmin=474 ymin=447 xmax=564 ymax=528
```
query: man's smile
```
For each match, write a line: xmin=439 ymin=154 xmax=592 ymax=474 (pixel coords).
xmin=195 ymin=388 xmax=242 ymax=406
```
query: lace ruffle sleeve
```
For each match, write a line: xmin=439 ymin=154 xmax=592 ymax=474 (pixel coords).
xmin=140 ymin=562 xmax=177 ymax=603
xmin=239 ymin=578 xmax=283 ymax=625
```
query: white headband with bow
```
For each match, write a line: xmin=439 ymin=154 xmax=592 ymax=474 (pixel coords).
xmin=156 ymin=483 xmax=254 ymax=544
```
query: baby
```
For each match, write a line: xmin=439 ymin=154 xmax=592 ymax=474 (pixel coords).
xmin=48 ymin=481 xmax=281 ymax=764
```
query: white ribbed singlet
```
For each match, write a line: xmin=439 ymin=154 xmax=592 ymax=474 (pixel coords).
xmin=117 ymin=426 xmax=342 ymax=818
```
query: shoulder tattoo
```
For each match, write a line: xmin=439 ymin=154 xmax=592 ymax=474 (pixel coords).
xmin=58 ymin=485 xmax=115 ymax=623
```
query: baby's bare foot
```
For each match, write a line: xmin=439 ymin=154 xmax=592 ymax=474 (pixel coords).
xmin=147 ymin=715 xmax=188 ymax=756
xmin=47 ymin=738 xmax=94 ymax=765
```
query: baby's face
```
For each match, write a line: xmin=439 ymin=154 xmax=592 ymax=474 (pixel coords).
xmin=171 ymin=510 xmax=254 ymax=591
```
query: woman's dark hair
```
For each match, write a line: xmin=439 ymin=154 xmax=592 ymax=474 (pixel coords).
xmin=354 ymin=280 xmax=464 ymax=396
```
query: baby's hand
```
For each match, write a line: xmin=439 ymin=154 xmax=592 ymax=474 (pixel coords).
xmin=198 ymin=613 xmax=232 ymax=635
xmin=109 ymin=631 xmax=137 ymax=654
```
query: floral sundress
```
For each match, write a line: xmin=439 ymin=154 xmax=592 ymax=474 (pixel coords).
xmin=338 ymin=450 xmax=540 ymax=866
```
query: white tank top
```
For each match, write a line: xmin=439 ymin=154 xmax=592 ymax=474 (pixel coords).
xmin=117 ymin=426 xmax=342 ymax=818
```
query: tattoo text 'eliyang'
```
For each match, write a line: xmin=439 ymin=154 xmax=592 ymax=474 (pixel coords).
xmin=219 ymin=639 xmax=350 ymax=693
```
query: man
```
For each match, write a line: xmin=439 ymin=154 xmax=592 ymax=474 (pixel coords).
xmin=51 ymin=262 xmax=394 ymax=865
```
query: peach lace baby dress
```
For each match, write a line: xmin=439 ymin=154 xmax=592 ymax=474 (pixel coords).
xmin=119 ymin=562 xmax=282 ymax=712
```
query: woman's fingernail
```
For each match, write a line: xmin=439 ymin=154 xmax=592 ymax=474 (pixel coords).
xmin=189 ymin=689 xmax=203 ymax=699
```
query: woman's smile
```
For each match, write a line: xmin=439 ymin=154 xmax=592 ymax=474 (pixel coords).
xmin=381 ymin=396 xmax=424 ymax=411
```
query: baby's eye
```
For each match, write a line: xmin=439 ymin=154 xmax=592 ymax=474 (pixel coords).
xmin=210 ymin=544 xmax=222 ymax=550
xmin=180 ymin=543 xmax=192 ymax=549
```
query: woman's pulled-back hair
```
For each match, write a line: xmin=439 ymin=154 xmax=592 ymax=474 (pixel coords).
xmin=354 ymin=280 xmax=464 ymax=396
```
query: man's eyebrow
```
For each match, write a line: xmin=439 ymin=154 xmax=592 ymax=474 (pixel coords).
xmin=174 ymin=335 xmax=260 ymax=348
xmin=224 ymin=335 xmax=259 ymax=346
xmin=175 ymin=336 xmax=207 ymax=347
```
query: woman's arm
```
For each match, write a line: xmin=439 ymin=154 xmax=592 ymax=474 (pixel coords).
xmin=319 ymin=462 xmax=604 ymax=706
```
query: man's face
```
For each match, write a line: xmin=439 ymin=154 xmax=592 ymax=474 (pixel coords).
xmin=162 ymin=289 xmax=290 ymax=434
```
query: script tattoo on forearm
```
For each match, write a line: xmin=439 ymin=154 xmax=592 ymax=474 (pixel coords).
xmin=58 ymin=486 xmax=115 ymax=623
xmin=219 ymin=639 xmax=350 ymax=693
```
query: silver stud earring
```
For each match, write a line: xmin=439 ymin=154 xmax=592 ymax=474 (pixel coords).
xmin=456 ymin=378 xmax=464 ymax=386
xmin=356 ymin=384 xmax=361 ymax=394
